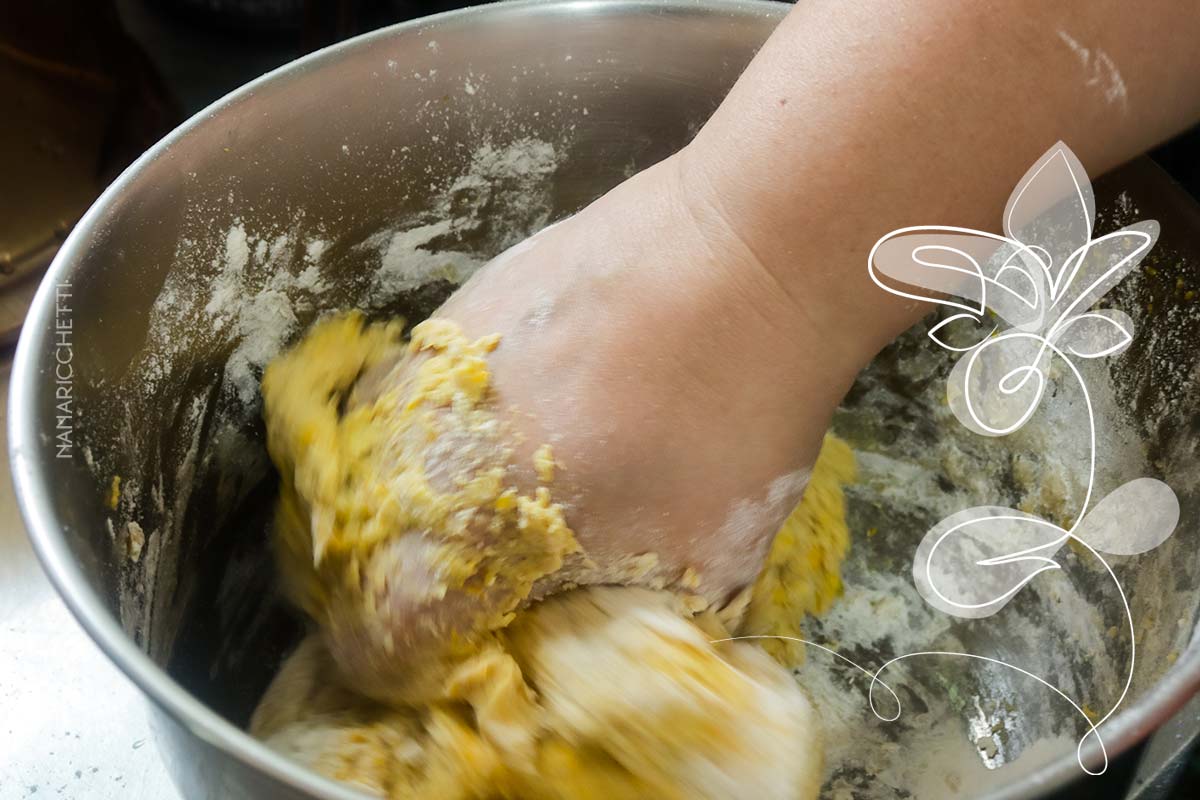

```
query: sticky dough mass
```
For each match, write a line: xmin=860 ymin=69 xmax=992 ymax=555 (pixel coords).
xmin=253 ymin=312 xmax=856 ymax=799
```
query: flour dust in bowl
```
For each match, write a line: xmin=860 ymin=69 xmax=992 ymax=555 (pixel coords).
xmin=10 ymin=2 xmax=1200 ymax=799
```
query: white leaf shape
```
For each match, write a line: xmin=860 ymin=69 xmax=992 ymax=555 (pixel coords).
xmin=1073 ymin=478 xmax=1180 ymax=556
xmin=1004 ymin=142 xmax=1095 ymax=292
xmin=914 ymin=507 xmax=1067 ymax=619
xmin=1049 ymin=221 xmax=1159 ymax=316
xmin=870 ymin=228 xmax=1048 ymax=329
xmin=870 ymin=228 xmax=992 ymax=316
xmin=1053 ymin=309 xmax=1134 ymax=359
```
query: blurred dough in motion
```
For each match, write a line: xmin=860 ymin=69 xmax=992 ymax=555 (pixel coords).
xmin=253 ymin=312 xmax=856 ymax=799
xmin=252 ymin=587 xmax=822 ymax=800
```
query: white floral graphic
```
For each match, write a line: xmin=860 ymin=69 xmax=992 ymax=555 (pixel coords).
xmin=714 ymin=143 xmax=1180 ymax=777
xmin=867 ymin=141 xmax=1180 ymax=773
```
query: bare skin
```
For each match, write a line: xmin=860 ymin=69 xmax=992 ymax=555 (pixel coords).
xmin=336 ymin=0 xmax=1200 ymax=684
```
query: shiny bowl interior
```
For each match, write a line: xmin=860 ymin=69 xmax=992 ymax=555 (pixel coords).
xmin=10 ymin=1 xmax=1200 ymax=798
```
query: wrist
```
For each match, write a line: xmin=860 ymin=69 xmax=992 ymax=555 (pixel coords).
xmin=665 ymin=144 xmax=892 ymax=383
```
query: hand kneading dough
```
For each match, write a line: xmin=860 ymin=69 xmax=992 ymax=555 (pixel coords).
xmin=254 ymin=313 xmax=856 ymax=799
xmin=252 ymin=588 xmax=821 ymax=800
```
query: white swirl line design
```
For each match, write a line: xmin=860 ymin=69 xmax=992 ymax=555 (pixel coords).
xmin=711 ymin=636 xmax=1106 ymax=774
xmin=716 ymin=143 xmax=1180 ymax=777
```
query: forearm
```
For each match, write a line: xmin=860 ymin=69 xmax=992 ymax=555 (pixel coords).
xmin=678 ymin=0 xmax=1200 ymax=368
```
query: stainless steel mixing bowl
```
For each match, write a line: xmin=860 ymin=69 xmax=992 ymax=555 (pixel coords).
xmin=10 ymin=1 xmax=1200 ymax=798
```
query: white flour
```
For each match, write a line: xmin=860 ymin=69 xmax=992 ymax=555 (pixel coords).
xmin=160 ymin=136 xmax=559 ymax=412
xmin=1056 ymin=30 xmax=1129 ymax=113
xmin=203 ymin=224 xmax=327 ymax=406
xmin=368 ymin=219 xmax=483 ymax=299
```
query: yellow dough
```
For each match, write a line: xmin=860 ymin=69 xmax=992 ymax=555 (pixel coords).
xmin=254 ymin=313 xmax=855 ymax=799
xmin=252 ymin=588 xmax=822 ymax=800
xmin=740 ymin=434 xmax=855 ymax=664
xmin=262 ymin=313 xmax=581 ymax=703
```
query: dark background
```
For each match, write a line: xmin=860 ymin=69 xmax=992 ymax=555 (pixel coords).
xmin=2 ymin=1 xmax=1197 ymax=798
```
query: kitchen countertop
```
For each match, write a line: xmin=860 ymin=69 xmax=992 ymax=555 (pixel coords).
xmin=0 ymin=361 xmax=180 ymax=800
